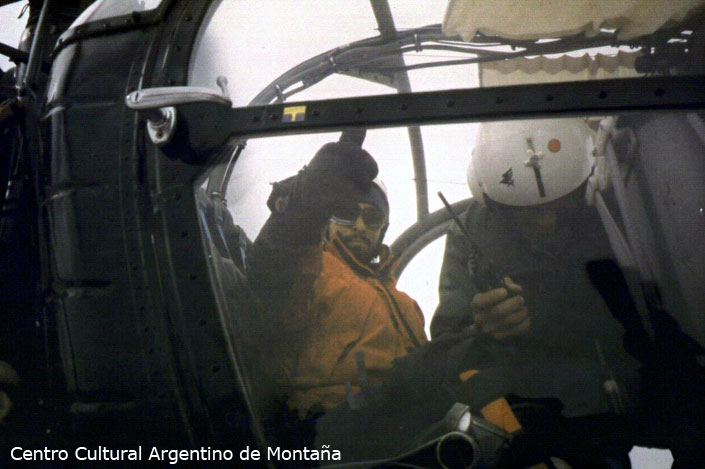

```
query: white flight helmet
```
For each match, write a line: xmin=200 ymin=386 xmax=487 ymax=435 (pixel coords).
xmin=468 ymin=118 xmax=596 ymax=206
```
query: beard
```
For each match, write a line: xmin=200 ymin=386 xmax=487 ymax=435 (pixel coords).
xmin=340 ymin=233 xmax=375 ymax=263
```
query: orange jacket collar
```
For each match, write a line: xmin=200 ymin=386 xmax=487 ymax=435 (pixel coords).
xmin=324 ymin=233 xmax=398 ymax=281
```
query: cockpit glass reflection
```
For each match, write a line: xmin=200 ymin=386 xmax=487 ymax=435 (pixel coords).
xmin=195 ymin=112 xmax=705 ymax=466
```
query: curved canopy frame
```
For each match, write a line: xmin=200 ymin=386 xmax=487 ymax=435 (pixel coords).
xmin=205 ymin=0 xmax=699 ymax=238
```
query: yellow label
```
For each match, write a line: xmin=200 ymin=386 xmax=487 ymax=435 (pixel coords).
xmin=282 ymin=105 xmax=306 ymax=123
xmin=481 ymin=397 xmax=522 ymax=434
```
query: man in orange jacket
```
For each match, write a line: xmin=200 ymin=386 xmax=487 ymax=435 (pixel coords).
xmin=250 ymin=138 xmax=428 ymax=417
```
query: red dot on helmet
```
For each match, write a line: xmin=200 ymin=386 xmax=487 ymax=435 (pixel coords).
xmin=548 ymin=139 xmax=561 ymax=153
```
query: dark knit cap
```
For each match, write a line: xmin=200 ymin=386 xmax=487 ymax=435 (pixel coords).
xmin=358 ymin=182 xmax=389 ymax=218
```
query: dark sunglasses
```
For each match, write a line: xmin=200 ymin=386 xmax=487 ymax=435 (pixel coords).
xmin=331 ymin=204 xmax=386 ymax=230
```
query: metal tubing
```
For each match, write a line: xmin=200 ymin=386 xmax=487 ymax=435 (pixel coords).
xmin=21 ymin=0 xmax=51 ymax=99
xmin=0 ymin=42 xmax=29 ymax=64
xmin=370 ymin=0 xmax=429 ymax=219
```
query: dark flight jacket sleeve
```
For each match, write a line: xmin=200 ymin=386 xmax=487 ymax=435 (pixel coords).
xmin=431 ymin=205 xmax=483 ymax=339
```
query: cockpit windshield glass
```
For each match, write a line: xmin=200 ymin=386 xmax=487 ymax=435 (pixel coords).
xmin=187 ymin=1 xmax=704 ymax=466
xmin=189 ymin=0 xmax=703 ymax=107
xmin=70 ymin=0 xmax=164 ymax=28
xmin=194 ymin=111 xmax=705 ymax=467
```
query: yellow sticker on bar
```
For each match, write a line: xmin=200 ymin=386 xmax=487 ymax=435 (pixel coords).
xmin=282 ymin=105 xmax=307 ymax=123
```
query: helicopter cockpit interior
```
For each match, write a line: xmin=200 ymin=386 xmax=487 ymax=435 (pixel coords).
xmin=1 ymin=0 xmax=704 ymax=467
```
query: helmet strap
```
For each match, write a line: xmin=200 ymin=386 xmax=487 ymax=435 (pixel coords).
xmin=483 ymin=193 xmax=497 ymax=212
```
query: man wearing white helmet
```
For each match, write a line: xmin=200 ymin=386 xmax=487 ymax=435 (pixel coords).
xmin=433 ymin=118 xmax=641 ymax=418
